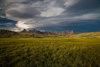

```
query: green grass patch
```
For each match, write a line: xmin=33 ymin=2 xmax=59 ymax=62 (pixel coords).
xmin=0 ymin=38 xmax=100 ymax=67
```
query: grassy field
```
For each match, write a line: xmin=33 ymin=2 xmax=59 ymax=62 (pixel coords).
xmin=0 ymin=38 xmax=100 ymax=67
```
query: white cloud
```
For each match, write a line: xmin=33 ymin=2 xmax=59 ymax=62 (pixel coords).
xmin=64 ymin=0 xmax=79 ymax=8
xmin=40 ymin=6 xmax=64 ymax=17
xmin=16 ymin=21 xmax=31 ymax=29
xmin=39 ymin=0 xmax=65 ymax=17
xmin=15 ymin=19 xmax=45 ymax=31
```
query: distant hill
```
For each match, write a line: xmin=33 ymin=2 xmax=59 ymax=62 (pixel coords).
xmin=65 ymin=32 xmax=100 ymax=38
xmin=0 ymin=29 xmax=18 ymax=38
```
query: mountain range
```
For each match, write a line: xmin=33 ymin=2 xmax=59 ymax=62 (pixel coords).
xmin=0 ymin=29 xmax=76 ymax=38
xmin=22 ymin=29 xmax=76 ymax=35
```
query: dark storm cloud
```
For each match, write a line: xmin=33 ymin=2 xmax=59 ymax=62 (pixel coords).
xmin=6 ymin=4 xmax=40 ymax=20
xmin=68 ymin=0 xmax=100 ymax=10
xmin=0 ymin=0 xmax=42 ymax=16
xmin=57 ymin=0 xmax=100 ymax=18
xmin=66 ymin=0 xmax=100 ymax=13
xmin=0 ymin=0 xmax=100 ymax=32
xmin=0 ymin=0 xmax=6 ymax=17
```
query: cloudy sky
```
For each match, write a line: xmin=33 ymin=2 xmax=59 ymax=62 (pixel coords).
xmin=0 ymin=0 xmax=100 ymax=33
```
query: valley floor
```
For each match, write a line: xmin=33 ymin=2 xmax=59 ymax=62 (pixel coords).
xmin=0 ymin=38 xmax=100 ymax=67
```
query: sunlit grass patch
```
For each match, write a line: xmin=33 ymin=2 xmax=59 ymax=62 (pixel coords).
xmin=0 ymin=38 xmax=100 ymax=67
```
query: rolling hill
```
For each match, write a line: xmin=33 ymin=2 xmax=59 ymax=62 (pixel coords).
xmin=65 ymin=32 xmax=100 ymax=38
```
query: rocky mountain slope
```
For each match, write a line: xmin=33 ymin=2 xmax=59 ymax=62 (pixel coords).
xmin=21 ymin=29 xmax=76 ymax=35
